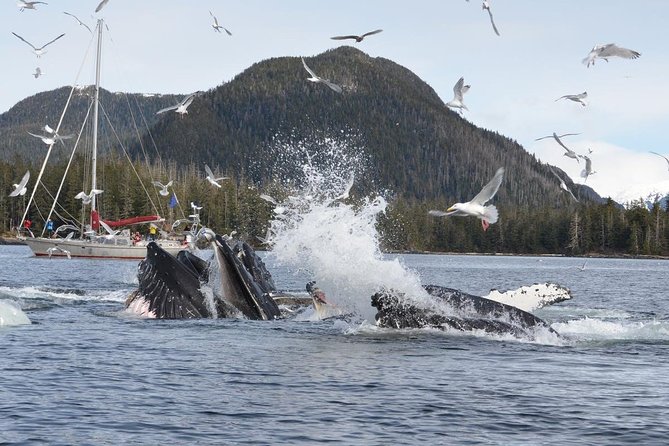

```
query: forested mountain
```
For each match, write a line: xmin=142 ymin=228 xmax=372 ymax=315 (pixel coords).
xmin=0 ymin=87 xmax=179 ymax=162
xmin=139 ymin=46 xmax=603 ymax=207
xmin=1 ymin=46 xmax=601 ymax=207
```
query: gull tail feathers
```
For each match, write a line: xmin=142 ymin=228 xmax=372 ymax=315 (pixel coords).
xmin=483 ymin=205 xmax=499 ymax=225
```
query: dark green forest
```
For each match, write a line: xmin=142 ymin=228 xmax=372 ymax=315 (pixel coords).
xmin=2 ymin=156 xmax=668 ymax=256
xmin=1 ymin=46 xmax=667 ymax=256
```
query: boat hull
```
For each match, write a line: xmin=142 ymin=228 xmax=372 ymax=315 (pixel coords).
xmin=22 ymin=237 xmax=185 ymax=260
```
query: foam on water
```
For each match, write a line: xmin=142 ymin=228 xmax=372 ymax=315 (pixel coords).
xmin=0 ymin=300 xmax=31 ymax=326
xmin=264 ymin=137 xmax=428 ymax=321
xmin=0 ymin=285 xmax=131 ymax=306
xmin=552 ymin=317 xmax=669 ymax=342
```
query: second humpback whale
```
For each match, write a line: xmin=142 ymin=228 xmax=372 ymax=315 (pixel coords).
xmin=371 ymin=285 xmax=558 ymax=339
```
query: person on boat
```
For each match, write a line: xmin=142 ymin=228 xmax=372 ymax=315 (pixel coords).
xmin=22 ymin=218 xmax=33 ymax=237
xmin=148 ymin=225 xmax=157 ymax=241
xmin=133 ymin=232 xmax=142 ymax=245
xmin=46 ymin=219 xmax=54 ymax=237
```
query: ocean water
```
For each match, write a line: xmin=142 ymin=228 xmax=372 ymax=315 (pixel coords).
xmin=2 ymin=245 xmax=668 ymax=445
xmin=4 ymin=140 xmax=669 ymax=444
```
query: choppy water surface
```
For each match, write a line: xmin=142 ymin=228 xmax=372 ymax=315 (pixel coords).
xmin=3 ymin=139 xmax=668 ymax=444
xmin=2 ymin=245 xmax=668 ymax=445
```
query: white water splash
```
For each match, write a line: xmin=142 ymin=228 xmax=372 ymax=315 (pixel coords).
xmin=264 ymin=137 xmax=428 ymax=321
xmin=552 ymin=317 xmax=669 ymax=342
xmin=0 ymin=300 xmax=31 ymax=326
xmin=0 ymin=285 xmax=130 ymax=304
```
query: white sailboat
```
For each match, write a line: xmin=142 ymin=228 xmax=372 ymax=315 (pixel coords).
xmin=18 ymin=19 xmax=194 ymax=259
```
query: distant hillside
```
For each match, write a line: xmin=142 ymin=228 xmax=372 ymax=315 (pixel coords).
xmin=139 ymin=46 xmax=603 ymax=207
xmin=0 ymin=87 xmax=180 ymax=162
xmin=0 ymin=46 xmax=603 ymax=207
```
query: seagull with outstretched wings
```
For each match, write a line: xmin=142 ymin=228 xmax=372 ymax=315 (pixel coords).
xmin=429 ymin=167 xmax=505 ymax=231
xmin=9 ymin=171 xmax=30 ymax=197
xmin=330 ymin=29 xmax=382 ymax=43
xmin=301 ymin=58 xmax=343 ymax=93
xmin=12 ymin=32 xmax=65 ymax=57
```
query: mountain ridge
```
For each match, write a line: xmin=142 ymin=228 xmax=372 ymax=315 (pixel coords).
xmin=0 ymin=46 xmax=603 ymax=208
xmin=135 ymin=46 xmax=605 ymax=207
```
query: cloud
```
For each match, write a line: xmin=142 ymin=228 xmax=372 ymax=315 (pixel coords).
xmin=529 ymin=138 xmax=669 ymax=203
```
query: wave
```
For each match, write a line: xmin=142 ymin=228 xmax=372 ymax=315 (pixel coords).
xmin=0 ymin=300 xmax=31 ymax=326
xmin=0 ymin=285 xmax=132 ymax=308
xmin=552 ymin=317 xmax=669 ymax=342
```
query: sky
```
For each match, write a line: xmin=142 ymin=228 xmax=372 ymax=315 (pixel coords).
xmin=1 ymin=0 xmax=668 ymax=204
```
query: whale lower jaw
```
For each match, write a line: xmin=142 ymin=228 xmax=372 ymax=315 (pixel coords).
xmin=371 ymin=285 xmax=557 ymax=339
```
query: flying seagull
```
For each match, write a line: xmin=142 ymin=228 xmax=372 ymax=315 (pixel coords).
xmin=549 ymin=166 xmax=578 ymax=202
xmin=301 ymin=58 xmax=343 ymax=93
xmin=579 ymin=155 xmax=595 ymax=182
xmin=156 ymin=93 xmax=196 ymax=115
xmin=209 ymin=11 xmax=232 ymax=35
xmin=63 ymin=12 xmax=92 ymax=33
xmin=75 ymin=189 xmax=103 ymax=205
xmin=9 ymin=171 xmax=30 ymax=197
xmin=27 ymin=130 xmax=74 ymax=146
xmin=429 ymin=167 xmax=505 ymax=231
xmin=582 ymin=43 xmax=641 ymax=68
xmin=649 ymin=151 xmax=669 ymax=172
xmin=259 ymin=194 xmax=278 ymax=205
xmin=204 ymin=164 xmax=229 ymax=188
xmin=33 ymin=67 xmax=43 ymax=78
xmin=47 ymin=246 xmax=71 ymax=259
xmin=555 ymin=91 xmax=588 ymax=107
xmin=152 ymin=180 xmax=173 ymax=196
xmin=446 ymin=77 xmax=470 ymax=113
xmin=330 ymin=29 xmax=383 ymax=43
xmin=12 ymin=32 xmax=65 ymax=58
xmin=482 ymin=1 xmax=500 ymax=36
xmin=99 ymin=220 xmax=120 ymax=238
xmin=259 ymin=194 xmax=286 ymax=214
xmin=95 ymin=0 xmax=110 ymax=13
xmin=535 ymin=132 xmax=581 ymax=163
xmin=17 ymin=1 xmax=47 ymax=11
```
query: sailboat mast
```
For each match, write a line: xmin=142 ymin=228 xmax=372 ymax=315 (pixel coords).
xmin=91 ymin=19 xmax=103 ymax=218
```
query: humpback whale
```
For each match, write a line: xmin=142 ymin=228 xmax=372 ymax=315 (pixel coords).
xmin=371 ymin=285 xmax=558 ymax=339
xmin=126 ymin=230 xmax=560 ymax=339
xmin=126 ymin=234 xmax=281 ymax=320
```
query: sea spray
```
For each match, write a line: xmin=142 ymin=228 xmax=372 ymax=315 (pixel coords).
xmin=262 ymin=136 xmax=429 ymax=321
xmin=0 ymin=300 xmax=31 ymax=326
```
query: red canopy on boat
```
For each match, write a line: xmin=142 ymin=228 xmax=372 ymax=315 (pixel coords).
xmin=102 ymin=215 xmax=163 ymax=228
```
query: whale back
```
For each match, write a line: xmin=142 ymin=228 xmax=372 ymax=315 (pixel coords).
xmin=371 ymin=284 xmax=556 ymax=338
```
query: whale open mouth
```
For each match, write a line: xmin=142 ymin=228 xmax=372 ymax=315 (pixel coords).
xmin=127 ymin=237 xmax=281 ymax=320
xmin=306 ymin=281 xmax=331 ymax=306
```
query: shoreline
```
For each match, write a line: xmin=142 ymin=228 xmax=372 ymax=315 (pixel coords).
xmin=2 ymin=236 xmax=667 ymax=260
xmin=385 ymin=249 xmax=669 ymax=261
xmin=0 ymin=236 xmax=26 ymax=246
